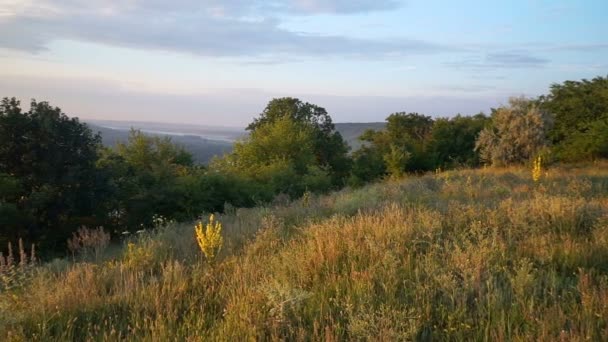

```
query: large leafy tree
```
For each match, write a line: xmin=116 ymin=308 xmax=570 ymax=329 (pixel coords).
xmin=354 ymin=112 xmax=434 ymax=180
xmin=0 ymin=98 xmax=104 ymax=252
xmin=428 ymin=114 xmax=490 ymax=169
xmin=215 ymin=114 xmax=332 ymax=199
xmin=539 ymin=76 xmax=608 ymax=161
xmin=246 ymin=98 xmax=351 ymax=186
xmin=0 ymin=173 xmax=22 ymax=246
xmin=97 ymin=130 xmax=195 ymax=230
xmin=475 ymin=97 xmax=551 ymax=166
xmin=384 ymin=112 xmax=434 ymax=172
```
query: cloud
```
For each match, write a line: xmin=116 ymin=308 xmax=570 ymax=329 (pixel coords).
xmin=446 ymin=51 xmax=549 ymax=70
xmin=485 ymin=52 xmax=548 ymax=67
xmin=283 ymin=0 xmax=400 ymax=14
xmin=0 ymin=0 xmax=439 ymax=59
xmin=543 ymin=43 xmax=608 ymax=52
xmin=436 ymin=84 xmax=497 ymax=93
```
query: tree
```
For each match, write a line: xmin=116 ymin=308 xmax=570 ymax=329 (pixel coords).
xmin=428 ymin=114 xmax=490 ymax=169
xmin=348 ymin=144 xmax=387 ymax=186
xmin=97 ymin=130 xmax=195 ymax=230
xmin=215 ymin=114 xmax=332 ymax=199
xmin=353 ymin=112 xmax=434 ymax=180
xmin=0 ymin=98 xmax=103 ymax=252
xmin=246 ymin=98 xmax=351 ymax=186
xmin=383 ymin=144 xmax=411 ymax=178
xmin=384 ymin=112 xmax=434 ymax=172
xmin=0 ymin=173 xmax=22 ymax=245
xmin=475 ymin=97 xmax=551 ymax=166
xmin=539 ymin=76 xmax=608 ymax=161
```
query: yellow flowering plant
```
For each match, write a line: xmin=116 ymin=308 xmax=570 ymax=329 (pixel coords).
xmin=195 ymin=214 xmax=224 ymax=261
xmin=532 ymin=155 xmax=542 ymax=183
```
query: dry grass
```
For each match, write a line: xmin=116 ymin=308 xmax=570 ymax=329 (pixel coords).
xmin=1 ymin=162 xmax=608 ymax=341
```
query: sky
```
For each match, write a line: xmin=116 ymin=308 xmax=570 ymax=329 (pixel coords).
xmin=0 ymin=0 xmax=606 ymax=127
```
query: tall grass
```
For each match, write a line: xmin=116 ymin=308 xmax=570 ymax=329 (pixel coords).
xmin=1 ymin=163 xmax=607 ymax=341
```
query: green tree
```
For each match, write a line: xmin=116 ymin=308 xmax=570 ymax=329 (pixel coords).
xmin=213 ymin=97 xmax=351 ymax=200
xmin=348 ymin=144 xmax=387 ymax=186
xmin=539 ymin=75 xmax=608 ymax=161
xmin=98 ymin=130 xmax=195 ymax=230
xmin=475 ymin=97 xmax=551 ymax=166
xmin=215 ymin=113 xmax=333 ymax=199
xmin=354 ymin=112 xmax=434 ymax=179
xmin=0 ymin=97 xmax=103 ymax=252
xmin=0 ymin=173 xmax=22 ymax=245
xmin=385 ymin=112 xmax=434 ymax=172
xmin=428 ymin=114 xmax=490 ymax=169
xmin=174 ymin=169 xmax=256 ymax=217
xmin=246 ymin=98 xmax=351 ymax=186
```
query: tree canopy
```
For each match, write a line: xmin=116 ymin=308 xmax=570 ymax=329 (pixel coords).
xmin=0 ymin=98 xmax=103 ymax=252
xmin=212 ymin=98 xmax=348 ymax=200
xmin=246 ymin=98 xmax=350 ymax=186
xmin=540 ymin=75 xmax=608 ymax=161
xmin=475 ymin=97 xmax=551 ymax=166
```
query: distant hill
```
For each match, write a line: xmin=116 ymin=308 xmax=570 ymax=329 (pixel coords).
xmin=87 ymin=122 xmax=236 ymax=164
xmin=86 ymin=120 xmax=386 ymax=163
xmin=334 ymin=122 xmax=385 ymax=150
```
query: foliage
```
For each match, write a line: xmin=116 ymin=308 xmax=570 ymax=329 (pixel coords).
xmin=0 ymin=174 xmax=22 ymax=244
xmin=427 ymin=114 xmax=490 ymax=168
xmin=96 ymin=129 xmax=195 ymax=230
xmin=351 ymin=112 xmax=488 ymax=182
xmin=354 ymin=112 xmax=434 ymax=181
xmin=383 ymin=112 xmax=434 ymax=172
xmin=383 ymin=144 xmax=411 ymax=178
xmin=475 ymin=97 xmax=551 ymax=166
xmin=540 ymin=75 xmax=608 ymax=161
xmin=246 ymin=97 xmax=351 ymax=186
xmin=348 ymin=145 xmax=387 ymax=186
xmin=215 ymin=106 xmax=337 ymax=199
xmin=0 ymin=97 xmax=104 ymax=253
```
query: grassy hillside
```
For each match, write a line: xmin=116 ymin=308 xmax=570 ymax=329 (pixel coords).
xmin=1 ymin=163 xmax=608 ymax=340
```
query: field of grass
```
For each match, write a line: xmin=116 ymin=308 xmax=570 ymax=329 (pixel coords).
xmin=1 ymin=163 xmax=608 ymax=341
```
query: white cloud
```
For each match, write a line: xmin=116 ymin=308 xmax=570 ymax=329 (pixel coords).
xmin=0 ymin=0 xmax=456 ymax=59
xmin=446 ymin=51 xmax=549 ymax=70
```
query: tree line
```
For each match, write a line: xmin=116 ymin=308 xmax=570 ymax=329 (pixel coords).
xmin=1 ymin=75 xmax=607 ymax=256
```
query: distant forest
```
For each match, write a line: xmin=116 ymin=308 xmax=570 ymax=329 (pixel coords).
xmin=88 ymin=123 xmax=234 ymax=164
xmin=88 ymin=121 xmax=386 ymax=164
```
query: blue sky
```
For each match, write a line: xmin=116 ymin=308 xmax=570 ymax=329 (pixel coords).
xmin=0 ymin=0 xmax=606 ymax=126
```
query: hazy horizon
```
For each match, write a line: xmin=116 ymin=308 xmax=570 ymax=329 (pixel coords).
xmin=1 ymin=0 xmax=606 ymax=126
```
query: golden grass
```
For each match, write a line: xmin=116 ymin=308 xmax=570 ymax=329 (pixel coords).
xmin=1 ymin=162 xmax=608 ymax=341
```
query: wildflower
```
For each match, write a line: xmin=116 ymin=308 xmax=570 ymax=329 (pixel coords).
xmin=195 ymin=214 xmax=224 ymax=261
xmin=302 ymin=190 xmax=311 ymax=208
xmin=532 ymin=156 xmax=542 ymax=182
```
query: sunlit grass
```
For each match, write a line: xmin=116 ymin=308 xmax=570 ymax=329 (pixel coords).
xmin=1 ymin=162 xmax=607 ymax=341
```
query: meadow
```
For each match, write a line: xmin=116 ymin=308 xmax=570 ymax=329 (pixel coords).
xmin=1 ymin=162 xmax=608 ymax=341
